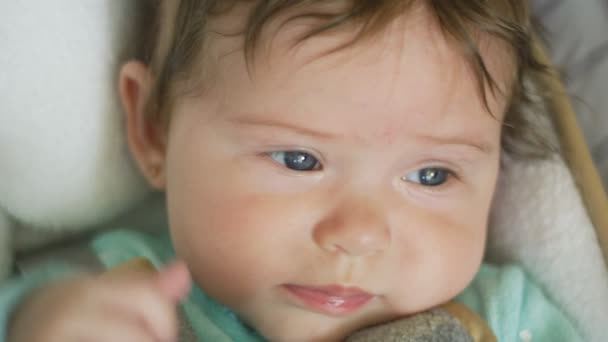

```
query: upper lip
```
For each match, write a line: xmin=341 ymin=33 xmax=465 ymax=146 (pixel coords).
xmin=285 ymin=284 xmax=373 ymax=297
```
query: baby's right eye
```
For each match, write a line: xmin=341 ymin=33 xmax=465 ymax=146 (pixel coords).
xmin=267 ymin=151 xmax=322 ymax=171
xmin=402 ymin=167 xmax=451 ymax=187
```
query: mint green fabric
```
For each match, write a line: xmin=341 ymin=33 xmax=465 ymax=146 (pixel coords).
xmin=456 ymin=264 xmax=583 ymax=342
xmin=1 ymin=229 xmax=583 ymax=341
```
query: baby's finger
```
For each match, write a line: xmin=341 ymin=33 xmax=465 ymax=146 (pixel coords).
xmin=102 ymin=258 xmax=191 ymax=303
xmin=95 ymin=278 xmax=180 ymax=341
xmin=97 ymin=259 xmax=189 ymax=340
xmin=75 ymin=313 xmax=163 ymax=342
xmin=156 ymin=260 xmax=192 ymax=303
xmin=127 ymin=286 xmax=179 ymax=341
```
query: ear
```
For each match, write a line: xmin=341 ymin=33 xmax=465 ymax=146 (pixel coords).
xmin=119 ymin=61 xmax=167 ymax=190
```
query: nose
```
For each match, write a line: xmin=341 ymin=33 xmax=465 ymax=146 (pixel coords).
xmin=312 ymin=197 xmax=391 ymax=257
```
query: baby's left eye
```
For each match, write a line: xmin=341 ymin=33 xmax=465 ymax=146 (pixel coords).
xmin=268 ymin=151 xmax=321 ymax=171
xmin=402 ymin=168 xmax=450 ymax=186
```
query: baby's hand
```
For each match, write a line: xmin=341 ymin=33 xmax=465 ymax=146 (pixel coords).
xmin=8 ymin=260 xmax=191 ymax=342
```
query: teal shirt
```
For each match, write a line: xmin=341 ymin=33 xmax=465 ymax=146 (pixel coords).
xmin=0 ymin=229 xmax=584 ymax=341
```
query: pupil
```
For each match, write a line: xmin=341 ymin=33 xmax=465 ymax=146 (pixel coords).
xmin=285 ymin=152 xmax=317 ymax=171
xmin=420 ymin=168 xmax=446 ymax=186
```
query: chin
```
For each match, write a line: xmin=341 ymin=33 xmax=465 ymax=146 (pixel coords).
xmin=251 ymin=304 xmax=392 ymax=342
xmin=264 ymin=331 xmax=347 ymax=342
xmin=259 ymin=320 xmax=358 ymax=342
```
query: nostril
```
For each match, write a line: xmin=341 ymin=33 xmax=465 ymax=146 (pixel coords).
xmin=313 ymin=201 xmax=391 ymax=256
xmin=332 ymin=244 xmax=348 ymax=254
xmin=330 ymin=231 xmax=390 ymax=257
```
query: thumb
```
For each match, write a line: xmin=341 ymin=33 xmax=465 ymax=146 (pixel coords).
xmin=156 ymin=260 xmax=192 ymax=303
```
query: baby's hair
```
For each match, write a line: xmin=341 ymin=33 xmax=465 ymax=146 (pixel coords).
xmin=136 ymin=0 xmax=557 ymax=159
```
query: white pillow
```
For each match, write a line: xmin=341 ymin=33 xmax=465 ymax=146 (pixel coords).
xmin=0 ymin=1 xmax=149 ymax=230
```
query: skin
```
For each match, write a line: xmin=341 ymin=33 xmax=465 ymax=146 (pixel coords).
xmin=9 ymin=5 xmax=512 ymax=342
xmin=8 ymin=262 xmax=191 ymax=342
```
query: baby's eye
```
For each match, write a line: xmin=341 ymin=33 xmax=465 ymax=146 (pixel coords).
xmin=402 ymin=167 xmax=450 ymax=186
xmin=268 ymin=151 xmax=321 ymax=171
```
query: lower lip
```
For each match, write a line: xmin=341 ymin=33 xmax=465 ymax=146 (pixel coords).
xmin=282 ymin=285 xmax=373 ymax=316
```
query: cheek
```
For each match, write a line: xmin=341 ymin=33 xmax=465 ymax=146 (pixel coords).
xmin=388 ymin=170 xmax=495 ymax=311
xmin=163 ymin=132 xmax=323 ymax=301
xmin=167 ymin=175 xmax=318 ymax=303
xmin=437 ymin=166 xmax=497 ymax=284
xmin=169 ymin=189 xmax=271 ymax=287
xmin=387 ymin=212 xmax=487 ymax=313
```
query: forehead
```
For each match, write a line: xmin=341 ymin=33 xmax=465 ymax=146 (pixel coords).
xmin=194 ymin=5 xmax=511 ymax=144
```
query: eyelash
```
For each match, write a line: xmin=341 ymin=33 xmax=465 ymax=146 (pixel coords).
xmin=263 ymin=149 xmax=461 ymax=189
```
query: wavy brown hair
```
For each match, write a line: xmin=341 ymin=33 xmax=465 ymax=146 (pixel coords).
xmin=135 ymin=0 xmax=555 ymax=158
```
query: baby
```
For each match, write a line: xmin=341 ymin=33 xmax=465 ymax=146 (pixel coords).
xmin=1 ymin=1 xmax=583 ymax=341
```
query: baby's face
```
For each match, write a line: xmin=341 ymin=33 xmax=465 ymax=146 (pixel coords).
xmin=164 ymin=10 xmax=508 ymax=342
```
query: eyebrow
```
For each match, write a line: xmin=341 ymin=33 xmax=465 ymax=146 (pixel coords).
xmin=416 ymin=133 xmax=495 ymax=154
xmin=227 ymin=115 xmax=339 ymax=140
xmin=228 ymin=115 xmax=494 ymax=154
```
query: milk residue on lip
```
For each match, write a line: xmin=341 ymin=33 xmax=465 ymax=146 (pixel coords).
xmin=327 ymin=296 xmax=347 ymax=307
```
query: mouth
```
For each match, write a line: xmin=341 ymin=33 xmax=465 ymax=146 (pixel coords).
xmin=282 ymin=284 xmax=374 ymax=316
